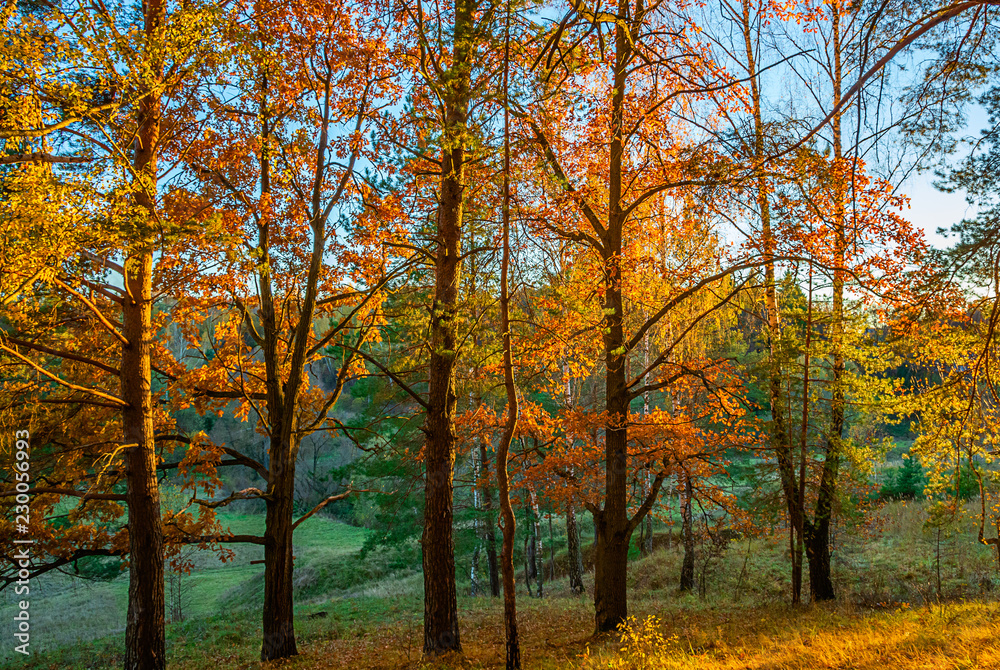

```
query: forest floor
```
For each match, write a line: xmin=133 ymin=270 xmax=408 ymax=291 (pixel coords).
xmin=23 ymin=588 xmax=1000 ymax=669
xmin=270 ymin=597 xmax=1000 ymax=670
xmin=6 ymin=501 xmax=1000 ymax=669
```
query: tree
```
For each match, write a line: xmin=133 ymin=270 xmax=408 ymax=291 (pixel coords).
xmin=382 ymin=0 xmax=507 ymax=652
xmin=162 ymin=0 xmax=398 ymax=658
xmin=0 ymin=1 xmax=225 ymax=666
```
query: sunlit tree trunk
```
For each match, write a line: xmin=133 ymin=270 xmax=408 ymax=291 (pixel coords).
xmin=422 ymin=0 xmax=474 ymax=652
xmin=123 ymin=0 xmax=165 ymax=665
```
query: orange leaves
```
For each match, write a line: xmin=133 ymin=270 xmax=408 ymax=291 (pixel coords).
xmin=176 ymin=432 xmax=225 ymax=497
xmin=768 ymin=153 xmax=928 ymax=307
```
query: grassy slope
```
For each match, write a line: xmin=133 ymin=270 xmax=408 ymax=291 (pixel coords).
xmin=0 ymin=512 xmax=369 ymax=666
xmin=5 ymin=501 xmax=1000 ymax=669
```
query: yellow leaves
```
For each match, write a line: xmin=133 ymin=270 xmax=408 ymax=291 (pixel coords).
xmin=609 ymin=615 xmax=680 ymax=669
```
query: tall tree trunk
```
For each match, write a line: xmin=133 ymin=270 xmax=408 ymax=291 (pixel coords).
xmin=254 ymin=60 xmax=298 ymax=660
xmin=679 ymin=475 xmax=695 ymax=592
xmin=122 ymin=251 xmax=164 ymax=670
xmin=422 ymin=0 xmax=472 ymax=652
xmin=591 ymin=1 xmax=634 ymax=632
xmin=805 ymin=0 xmax=846 ymax=604
xmin=123 ymin=0 xmax=165 ymax=664
xmin=497 ymin=52 xmax=521 ymax=663
xmin=262 ymin=436 xmax=297 ymax=659
xmin=566 ymin=503 xmax=585 ymax=594
xmin=480 ymin=442 xmax=500 ymax=597
xmin=528 ymin=487 xmax=543 ymax=597
xmin=738 ymin=0 xmax=803 ymax=605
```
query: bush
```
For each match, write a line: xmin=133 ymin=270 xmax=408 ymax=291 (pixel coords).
xmin=879 ymin=455 xmax=925 ymax=500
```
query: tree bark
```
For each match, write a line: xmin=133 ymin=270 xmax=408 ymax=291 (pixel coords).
xmin=480 ymin=442 xmax=500 ymax=597
xmin=805 ymin=0 xmax=846 ymax=604
xmin=566 ymin=503 xmax=585 ymax=594
xmin=122 ymin=250 xmax=164 ymax=670
xmin=679 ymin=475 xmax=695 ymax=592
xmin=591 ymin=2 xmax=633 ymax=632
xmin=123 ymin=0 xmax=165 ymax=664
xmin=261 ymin=433 xmax=297 ymax=659
xmin=421 ymin=0 xmax=473 ymax=652
xmin=592 ymin=507 xmax=629 ymax=631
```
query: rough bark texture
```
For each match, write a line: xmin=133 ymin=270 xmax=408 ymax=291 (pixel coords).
xmin=122 ymin=251 xmax=164 ymax=670
xmin=804 ymin=0 xmax=846 ymax=603
xmin=590 ymin=2 xmax=634 ymax=632
xmin=679 ymin=475 xmax=695 ymax=592
xmin=261 ymin=434 xmax=298 ymax=659
xmin=123 ymin=0 xmax=165 ymax=664
xmin=566 ymin=504 xmax=585 ymax=594
xmin=422 ymin=0 xmax=472 ymax=651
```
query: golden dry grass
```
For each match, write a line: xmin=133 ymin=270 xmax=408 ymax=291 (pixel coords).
xmin=176 ymin=597 xmax=1000 ymax=670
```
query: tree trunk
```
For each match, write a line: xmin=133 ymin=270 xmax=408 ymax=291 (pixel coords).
xmin=804 ymin=516 xmax=835 ymax=601
xmin=497 ymin=58 xmax=521 ymax=664
xmin=805 ymin=0 xmax=846 ymax=604
xmin=123 ymin=0 xmax=165 ymax=662
xmin=262 ymin=438 xmax=297 ymax=659
xmin=591 ymin=0 xmax=639 ymax=633
xmin=480 ymin=442 xmax=500 ymax=597
xmin=422 ymin=405 xmax=460 ymax=654
xmin=566 ymin=504 xmax=585 ymax=594
xmin=421 ymin=0 xmax=472 ymax=652
xmin=592 ymin=508 xmax=629 ymax=631
xmin=122 ymin=251 xmax=164 ymax=670
xmin=679 ymin=475 xmax=695 ymax=592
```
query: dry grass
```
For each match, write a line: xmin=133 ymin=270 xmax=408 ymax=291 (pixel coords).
xmin=580 ymin=601 xmax=1000 ymax=670
xmin=14 ymin=501 xmax=1000 ymax=669
xmin=170 ymin=593 xmax=1000 ymax=670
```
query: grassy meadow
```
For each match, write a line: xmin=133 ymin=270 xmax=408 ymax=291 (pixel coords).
xmin=3 ymin=499 xmax=1000 ymax=669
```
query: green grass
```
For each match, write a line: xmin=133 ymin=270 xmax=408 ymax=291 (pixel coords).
xmin=0 ymin=511 xmax=370 ymax=665
xmin=5 ymin=500 xmax=1000 ymax=668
